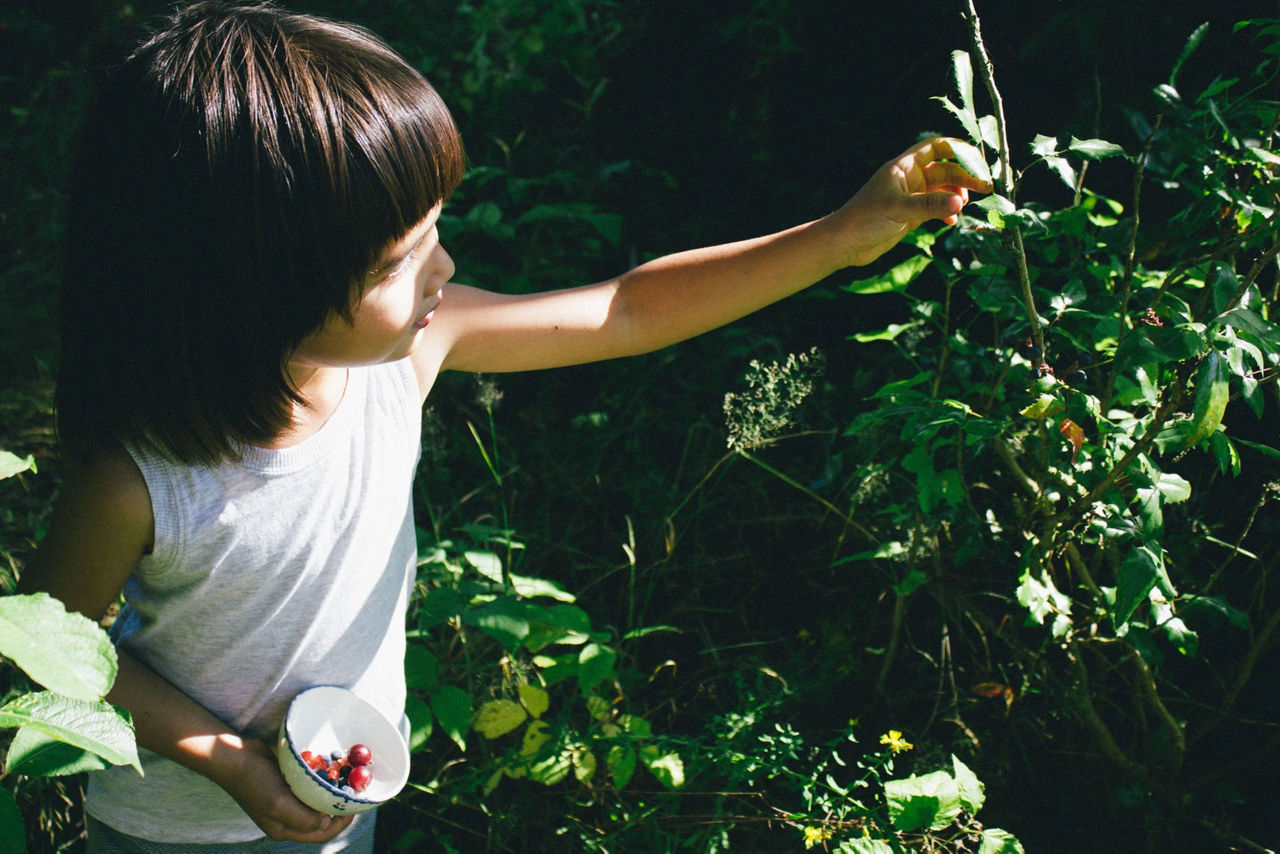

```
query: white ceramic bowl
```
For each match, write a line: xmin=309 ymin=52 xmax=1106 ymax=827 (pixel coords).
xmin=276 ymin=686 xmax=410 ymax=815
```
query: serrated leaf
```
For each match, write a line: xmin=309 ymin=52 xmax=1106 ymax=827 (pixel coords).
xmin=952 ymin=50 xmax=977 ymax=124
xmin=1068 ymin=137 xmax=1127 ymax=160
xmin=1044 ymin=155 xmax=1077 ymax=189
xmin=1030 ymin=133 xmax=1058 ymax=157
xmin=0 ymin=692 xmax=139 ymax=773
xmin=1170 ymin=22 xmax=1209 ymax=87
xmin=5 ymin=726 xmax=111 ymax=777
xmin=948 ymin=138 xmax=993 ymax=185
xmin=0 ymin=594 xmax=117 ymax=702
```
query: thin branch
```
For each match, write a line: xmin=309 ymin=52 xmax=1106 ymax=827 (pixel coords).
xmin=958 ymin=0 xmax=1045 ymax=360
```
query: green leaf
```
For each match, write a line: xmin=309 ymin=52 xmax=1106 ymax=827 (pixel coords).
xmin=0 ymin=451 xmax=36 ymax=480
xmin=978 ymin=828 xmax=1026 ymax=854
xmin=463 ymin=596 xmax=537 ymax=651
xmin=884 ymin=769 xmax=963 ymax=831
xmin=1044 ymin=155 xmax=1077 ymax=189
xmin=843 ymin=255 xmax=931 ymax=295
xmin=1016 ymin=570 xmax=1071 ymax=633
xmin=952 ymin=50 xmax=978 ymax=130
xmin=0 ymin=692 xmax=139 ymax=773
xmin=0 ymin=593 xmax=117 ymax=701
xmin=606 ymin=744 xmax=637 ymax=788
xmin=1214 ymin=307 xmax=1280 ymax=346
xmin=404 ymin=695 xmax=434 ymax=753
xmin=948 ymin=138 xmax=993 ymax=185
xmin=405 ymin=643 xmax=440 ymax=691
xmin=952 ymin=755 xmax=986 ymax=813
xmin=841 ymin=840 xmax=895 ymax=854
xmin=428 ymin=685 xmax=472 ymax=752
xmin=1170 ymin=22 xmax=1209 ymax=87
xmin=1115 ymin=546 xmax=1171 ymax=628
xmin=0 ymin=789 xmax=26 ymax=854
xmin=850 ymin=320 xmax=923 ymax=343
xmin=577 ymin=643 xmax=617 ymax=692
xmin=639 ymin=745 xmax=686 ymax=788
xmin=893 ymin=570 xmax=929 ymax=597
xmin=1186 ymin=352 xmax=1229 ymax=447
xmin=1068 ymin=137 xmax=1127 ymax=160
xmin=1030 ymin=133 xmax=1058 ymax=157
xmin=4 ymin=726 xmax=111 ymax=777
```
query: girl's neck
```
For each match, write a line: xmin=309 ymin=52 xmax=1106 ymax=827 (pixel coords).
xmin=263 ymin=365 xmax=350 ymax=449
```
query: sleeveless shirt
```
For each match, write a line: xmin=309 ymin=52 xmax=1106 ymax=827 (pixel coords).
xmin=84 ymin=359 xmax=421 ymax=843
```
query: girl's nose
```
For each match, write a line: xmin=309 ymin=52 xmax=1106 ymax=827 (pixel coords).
xmin=436 ymin=246 xmax=456 ymax=283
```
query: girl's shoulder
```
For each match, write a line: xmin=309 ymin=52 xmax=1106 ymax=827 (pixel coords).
xmin=17 ymin=443 xmax=154 ymax=620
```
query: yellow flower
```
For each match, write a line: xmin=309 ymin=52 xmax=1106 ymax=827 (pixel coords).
xmin=802 ymin=825 xmax=833 ymax=849
xmin=879 ymin=729 xmax=913 ymax=754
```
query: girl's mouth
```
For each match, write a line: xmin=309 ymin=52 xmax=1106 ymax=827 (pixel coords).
xmin=414 ymin=293 xmax=443 ymax=329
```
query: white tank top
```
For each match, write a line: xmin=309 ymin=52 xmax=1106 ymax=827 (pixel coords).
xmin=85 ymin=359 xmax=421 ymax=843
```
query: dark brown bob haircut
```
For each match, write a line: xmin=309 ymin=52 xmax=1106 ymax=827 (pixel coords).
xmin=57 ymin=0 xmax=465 ymax=465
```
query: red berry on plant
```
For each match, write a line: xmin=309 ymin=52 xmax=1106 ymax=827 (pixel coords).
xmin=348 ymin=744 xmax=373 ymax=766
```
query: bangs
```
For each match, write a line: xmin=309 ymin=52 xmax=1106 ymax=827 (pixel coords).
xmin=295 ymin=20 xmax=467 ymax=308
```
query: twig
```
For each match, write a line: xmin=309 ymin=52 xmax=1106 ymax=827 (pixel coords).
xmin=958 ymin=0 xmax=1045 ymax=360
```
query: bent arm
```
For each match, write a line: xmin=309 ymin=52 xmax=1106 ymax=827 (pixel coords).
xmin=16 ymin=447 xmax=350 ymax=842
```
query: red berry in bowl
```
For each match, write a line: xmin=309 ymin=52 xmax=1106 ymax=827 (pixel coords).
xmin=348 ymin=744 xmax=373 ymax=767
xmin=348 ymin=764 xmax=373 ymax=793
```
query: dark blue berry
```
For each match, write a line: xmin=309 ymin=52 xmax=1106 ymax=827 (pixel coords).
xmin=1077 ymin=352 xmax=1093 ymax=366
xmin=1069 ymin=370 xmax=1087 ymax=385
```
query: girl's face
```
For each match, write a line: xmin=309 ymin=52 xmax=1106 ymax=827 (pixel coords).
xmin=290 ymin=206 xmax=453 ymax=372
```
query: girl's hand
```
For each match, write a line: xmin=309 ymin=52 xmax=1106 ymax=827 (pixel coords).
xmin=826 ymin=137 xmax=992 ymax=268
xmin=214 ymin=735 xmax=354 ymax=843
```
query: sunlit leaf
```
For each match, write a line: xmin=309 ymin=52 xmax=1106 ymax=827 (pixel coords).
xmin=843 ymin=255 xmax=932 ymax=295
xmin=518 ymin=684 xmax=550 ymax=719
xmin=1067 ymin=137 xmax=1127 ymax=160
xmin=1186 ymin=351 xmax=1229 ymax=447
xmin=952 ymin=755 xmax=986 ymax=813
xmin=0 ymin=692 xmax=139 ymax=773
xmin=0 ymin=451 xmax=36 ymax=480
xmin=0 ymin=593 xmax=117 ymax=702
xmin=948 ymin=138 xmax=993 ymax=185
xmin=1170 ymin=22 xmax=1209 ymax=86
xmin=473 ymin=699 xmax=526 ymax=739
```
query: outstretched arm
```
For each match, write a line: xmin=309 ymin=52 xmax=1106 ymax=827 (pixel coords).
xmin=421 ymin=138 xmax=989 ymax=378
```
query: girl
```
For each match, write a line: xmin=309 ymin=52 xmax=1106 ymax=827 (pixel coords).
xmin=18 ymin=0 xmax=989 ymax=849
